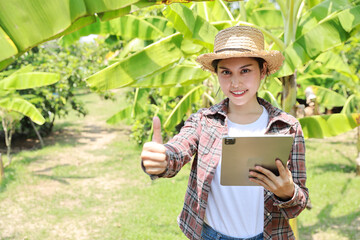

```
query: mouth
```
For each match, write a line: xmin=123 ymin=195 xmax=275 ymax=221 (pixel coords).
xmin=231 ymin=89 xmax=248 ymax=97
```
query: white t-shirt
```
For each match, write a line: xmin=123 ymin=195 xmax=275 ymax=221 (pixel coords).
xmin=205 ymin=106 xmax=269 ymax=238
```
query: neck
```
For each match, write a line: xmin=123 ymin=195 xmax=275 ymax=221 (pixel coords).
xmin=227 ymin=97 xmax=263 ymax=124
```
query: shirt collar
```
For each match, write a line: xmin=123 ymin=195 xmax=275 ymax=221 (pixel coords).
xmin=203 ymin=97 xmax=296 ymax=127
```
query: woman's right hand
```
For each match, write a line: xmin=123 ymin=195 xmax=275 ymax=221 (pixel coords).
xmin=141 ymin=116 xmax=168 ymax=175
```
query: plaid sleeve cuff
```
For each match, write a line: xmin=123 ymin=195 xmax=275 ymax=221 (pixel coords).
xmin=273 ymin=183 xmax=300 ymax=208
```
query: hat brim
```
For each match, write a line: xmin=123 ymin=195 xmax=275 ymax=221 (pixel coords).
xmin=196 ymin=50 xmax=284 ymax=74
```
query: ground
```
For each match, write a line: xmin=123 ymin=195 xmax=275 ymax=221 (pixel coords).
xmin=0 ymin=92 xmax=145 ymax=239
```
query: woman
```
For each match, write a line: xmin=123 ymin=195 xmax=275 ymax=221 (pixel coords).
xmin=141 ymin=26 xmax=309 ymax=240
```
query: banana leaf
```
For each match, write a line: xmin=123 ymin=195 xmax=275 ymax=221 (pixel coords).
xmin=86 ymin=33 xmax=184 ymax=91
xmin=117 ymin=38 xmax=146 ymax=59
xmin=261 ymin=77 xmax=282 ymax=98
xmin=196 ymin=0 xmax=234 ymax=22
xmin=60 ymin=15 xmax=165 ymax=46
xmin=0 ymin=72 xmax=60 ymax=90
xmin=130 ymin=65 xmax=210 ymax=88
xmin=164 ymin=85 xmax=204 ymax=130
xmin=97 ymin=1 xmax=161 ymax=21
xmin=0 ymin=0 xmax=161 ymax=69
xmin=249 ymin=8 xmax=283 ymax=30
xmin=106 ymin=106 xmax=132 ymax=125
xmin=0 ymin=27 xmax=17 ymax=61
xmin=180 ymin=38 xmax=204 ymax=56
xmin=297 ymin=74 xmax=335 ymax=92
xmin=96 ymin=6 xmax=132 ymax=22
xmin=0 ymin=0 xmax=239 ymax=70
xmin=297 ymin=0 xmax=351 ymax=37
xmin=131 ymin=88 xmax=149 ymax=118
xmin=258 ymin=90 xmax=281 ymax=109
xmin=0 ymin=0 xmax=93 ymax=57
xmin=144 ymin=16 xmax=176 ymax=36
xmin=311 ymin=85 xmax=346 ymax=109
xmin=106 ymin=88 xmax=148 ymax=125
xmin=280 ymin=5 xmax=360 ymax=76
xmin=315 ymin=51 xmax=352 ymax=75
xmin=299 ymin=113 xmax=360 ymax=139
xmin=163 ymin=4 xmax=219 ymax=50
xmin=160 ymin=85 xmax=198 ymax=98
xmin=341 ymin=95 xmax=360 ymax=114
xmin=0 ymin=97 xmax=45 ymax=125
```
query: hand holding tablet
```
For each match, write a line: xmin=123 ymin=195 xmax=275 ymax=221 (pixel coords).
xmin=220 ymin=135 xmax=293 ymax=186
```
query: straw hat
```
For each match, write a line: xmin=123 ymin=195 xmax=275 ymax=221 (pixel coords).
xmin=196 ymin=26 xmax=284 ymax=74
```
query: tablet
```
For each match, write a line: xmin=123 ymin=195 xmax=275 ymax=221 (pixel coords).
xmin=220 ymin=135 xmax=293 ymax=186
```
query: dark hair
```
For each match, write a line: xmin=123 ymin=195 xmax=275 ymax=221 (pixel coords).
xmin=212 ymin=57 xmax=269 ymax=75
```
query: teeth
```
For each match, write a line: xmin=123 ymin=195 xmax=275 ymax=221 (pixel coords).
xmin=233 ymin=90 xmax=246 ymax=94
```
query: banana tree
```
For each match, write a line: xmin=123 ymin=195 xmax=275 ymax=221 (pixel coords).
xmin=294 ymin=44 xmax=360 ymax=175
xmin=239 ymin=0 xmax=359 ymax=116
xmin=83 ymin=3 xmax=225 ymax=137
xmin=0 ymin=0 xmax=238 ymax=71
xmin=0 ymin=66 xmax=60 ymax=165
xmin=84 ymin=0 xmax=360 ymax=130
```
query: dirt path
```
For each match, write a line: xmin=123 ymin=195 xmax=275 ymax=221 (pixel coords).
xmin=0 ymin=112 xmax=134 ymax=239
xmin=30 ymin=121 xmax=122 ymax=170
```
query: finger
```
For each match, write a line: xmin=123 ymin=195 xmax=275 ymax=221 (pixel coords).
xmin=152 ymin=116 xmax=163 ymax=144
xmin=146 ymin=167 xmax=166 ymax=175
xmin=287 ymin=160 xmax=291 ymax=170
xmin=276 ymin=159 xmax=288 ymax=177
xmin=249 ymin=171 xmax=268 ymax=185
xmin=249 ymin=169 xmax=277 ymax=189
xmin=253 ymin=165 xmax=276 ymax=181
xmin=141 ymin=151 xmax=167 ymax=162
xmin=143 ymin=159 xmax=167 ymax=168
xmin=249 ymin=176 xmax=272 ymax=190
xmin=143 ymin=142 xmax=166 ymax=153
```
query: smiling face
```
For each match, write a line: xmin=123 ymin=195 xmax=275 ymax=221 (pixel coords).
xmin=216 ymin=57 xmax=266 ymax=112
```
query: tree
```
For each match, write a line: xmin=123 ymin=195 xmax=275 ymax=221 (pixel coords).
xmin=83 ymin=0 xmax=360 ymax=140
xmin=0 ymin=0 xmax=237 ymax=70
xmin=6 ymin=41 xmax=112 ymax=137
xmin=0 ymin=65 xmax=60 ymax=164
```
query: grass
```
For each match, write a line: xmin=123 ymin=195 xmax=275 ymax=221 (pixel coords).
xmin=298 ymin=135 xmax=360 ymax=240
xmin=0 ymin=91 xmax=359 ymax=239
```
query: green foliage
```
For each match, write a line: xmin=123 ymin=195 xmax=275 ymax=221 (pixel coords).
xmin=0 ymin=65 xmax=61 ymax=164
xmin=0 ymin=0 xmax=239 ymax=70
xmin=0 ymin=0 xmax=157 ymax=70
xmin=299 ymin=113 xmax=360 ymax=139
xmin=108 ymin=88 xmax=203 ymax=145
xmin=0 ymin=65 xmax=61 ymax=125
xmin=4 ymin=40 xmax=113 ymax=136
xmin=84 ymin=1 xmax=360 ymax=143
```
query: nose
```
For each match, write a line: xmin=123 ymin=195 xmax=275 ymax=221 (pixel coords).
xmin=231 ymin=77 xmax=241 ymax=87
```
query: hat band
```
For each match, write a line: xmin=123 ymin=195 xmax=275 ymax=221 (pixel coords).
xmin=215 ymin=48 xmax=251 ymax=53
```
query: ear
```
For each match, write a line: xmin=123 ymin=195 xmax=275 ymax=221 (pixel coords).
xmin=260 ymin=62 xmax=268 ymax=80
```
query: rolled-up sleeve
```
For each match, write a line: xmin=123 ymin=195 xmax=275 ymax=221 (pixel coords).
xmin=275 ymin=122 xmax=309 ymax=219
xmin=143 ymin=111 xmax=202 ymax=180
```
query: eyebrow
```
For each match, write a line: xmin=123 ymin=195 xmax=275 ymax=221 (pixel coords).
xmin=218 ymin=63 xmax=253 ymax=70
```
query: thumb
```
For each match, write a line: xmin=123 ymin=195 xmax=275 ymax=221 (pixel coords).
xmin=152 ymin=116 xmax=163 ymax=144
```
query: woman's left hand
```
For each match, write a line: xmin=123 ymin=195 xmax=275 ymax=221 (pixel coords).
xmin=249 ymin=159 xmax=295 ymax=201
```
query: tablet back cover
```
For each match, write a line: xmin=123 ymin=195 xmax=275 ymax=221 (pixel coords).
xmin=220 ymin=135 xmax=293 ymax=186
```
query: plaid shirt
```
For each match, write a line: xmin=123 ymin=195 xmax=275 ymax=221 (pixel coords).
xmin=149 ymin=98 xmax=308 ymax=240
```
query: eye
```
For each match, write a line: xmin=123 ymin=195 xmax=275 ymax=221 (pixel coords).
xmin=241 ymin=68 xmax=251 ymax=74
xmin=221 ymin=70 xmax=231 ymax=76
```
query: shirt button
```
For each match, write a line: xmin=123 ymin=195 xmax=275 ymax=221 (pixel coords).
xmin=267 ymin=212 xmax=271 ymax=216
xmin=267 ymin=192 xmax=272 ymax=196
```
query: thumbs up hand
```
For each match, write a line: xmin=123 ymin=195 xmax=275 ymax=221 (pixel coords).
xmin=141 ymin=116 xmax=168 ymax=175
